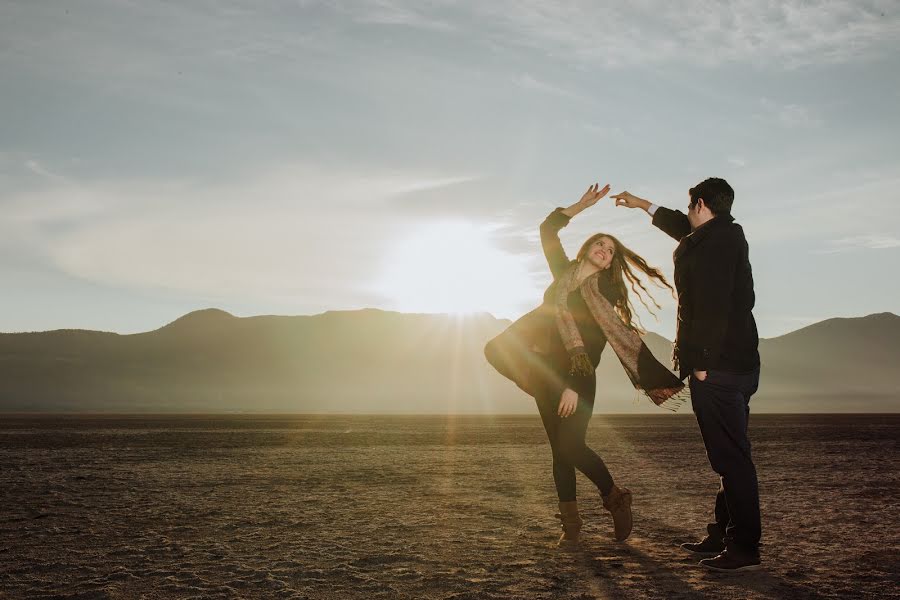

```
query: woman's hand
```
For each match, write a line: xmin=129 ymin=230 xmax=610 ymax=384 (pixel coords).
xmin=611 ymin=190 xmax=651 ymax=211
xmin=562 ymin=183 xmax=611 ymax=217
xmin=579 ymin=183 xmax=611 ymax=208
xmin=558 ymin=388 xmax=579 ymax=418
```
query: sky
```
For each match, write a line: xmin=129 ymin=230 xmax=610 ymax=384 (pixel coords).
xmin=1 ymin=0 xmax=899 ymax=339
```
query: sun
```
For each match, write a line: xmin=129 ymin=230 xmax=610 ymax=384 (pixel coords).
xmin=375 ymin=220 xmax=539 ymax=317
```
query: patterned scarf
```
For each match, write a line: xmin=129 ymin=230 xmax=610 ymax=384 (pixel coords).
xmin=555 ymin=261 xmax=688 ymax=411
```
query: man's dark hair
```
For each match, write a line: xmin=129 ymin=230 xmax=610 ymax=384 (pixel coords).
xmin=689 ymin=177 xmax=734 ymax=216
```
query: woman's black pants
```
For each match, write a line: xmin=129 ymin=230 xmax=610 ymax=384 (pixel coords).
xmin=483 ymin=336 xmax=614 ymax=502
xmin=534 ymin=378 xmax=614 ymax=502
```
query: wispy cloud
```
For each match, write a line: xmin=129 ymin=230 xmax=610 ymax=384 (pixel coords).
xmin=819 ymin=234 xmax=900 ymax=253
xmin=513 ymin=73 xmax=588 ymax=101
xmin=733 ymin=164 xmax=900 ymax=244
xmin=6 ymin=1 xmax=898 ymax=87
xmin=471 ymin=0 xmax=900 ymax=68
xmin=344 ymin=0 xmax=457 ymax=31
xmin=387 ymin=174 xmax=482 ymax=195
xmin=2 ymin=165 xmax=481 ymax=308
xmin=759 ymin=98 xmax=822 ymax=128
xmin=24 ymin=160 xmax=69 ymax=184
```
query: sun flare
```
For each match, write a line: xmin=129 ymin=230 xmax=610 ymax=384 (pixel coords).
xmin=376 ymin=220 xmax=539 ymax=317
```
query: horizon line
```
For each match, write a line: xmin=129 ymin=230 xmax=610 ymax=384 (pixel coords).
xmin=1 ymin=306 xmax=897 ymax=341
xmin=4 ymin=411 xmax=900 ymax=417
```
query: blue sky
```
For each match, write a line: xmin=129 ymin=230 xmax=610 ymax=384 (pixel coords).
xmin=1 ymin=1 xmax=898 ymax=337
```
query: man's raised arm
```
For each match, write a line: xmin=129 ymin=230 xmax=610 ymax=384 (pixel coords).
xmin=612 ymin=190 xmax=691 ymax=241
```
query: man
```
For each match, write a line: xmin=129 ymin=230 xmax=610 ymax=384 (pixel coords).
xmin=612 ymin=179 xmax=762 ymax=572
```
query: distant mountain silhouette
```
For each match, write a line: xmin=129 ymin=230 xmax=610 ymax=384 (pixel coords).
xmin=755 ymin=312 xmax=900 ymax=410
xmin=1 ymin=309 xmax=897 ymax=413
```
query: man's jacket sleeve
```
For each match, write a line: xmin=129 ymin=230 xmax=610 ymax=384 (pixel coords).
xmin=651 ymin=206 xmax=691 ymax=241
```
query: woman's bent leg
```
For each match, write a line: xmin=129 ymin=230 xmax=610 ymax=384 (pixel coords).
xmin=556 ymin=396 xmax=614 ymax=496
xmin=554 ymin=392 xmax=633 ymax=541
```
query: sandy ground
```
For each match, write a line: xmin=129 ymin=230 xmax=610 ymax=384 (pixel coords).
xmin=1 ymin=413 xmax=898 ymax=599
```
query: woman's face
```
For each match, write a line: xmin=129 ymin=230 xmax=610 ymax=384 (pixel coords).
xmin=586 ymin=236 xmax=615 ymax=270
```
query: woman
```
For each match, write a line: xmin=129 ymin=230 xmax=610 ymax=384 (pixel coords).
xmin=484 ymin=182 xmax=686 ymax=549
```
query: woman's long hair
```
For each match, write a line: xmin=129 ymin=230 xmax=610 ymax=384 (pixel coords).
xmin=576 ymin=233 xmax=674 ymax=333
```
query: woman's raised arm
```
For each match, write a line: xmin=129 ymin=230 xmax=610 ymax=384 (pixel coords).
xmin=539 ymin=183 xmax=611 ymax=279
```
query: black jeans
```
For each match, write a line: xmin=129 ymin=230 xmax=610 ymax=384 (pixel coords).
xmin=534 ymin=376 xmax=614 ymax=502
xmin=689 ymin=366 xmax=762 ymax=552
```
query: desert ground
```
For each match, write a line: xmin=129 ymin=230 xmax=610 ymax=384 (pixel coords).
xmin=1 ymin=413 xmax=898 ymax=599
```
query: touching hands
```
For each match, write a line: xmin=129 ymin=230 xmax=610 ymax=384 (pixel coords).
xmin=558 ymin=388 xmax=579 ymax=418
xmin=611 ymin=191 xmax=651 ymax=211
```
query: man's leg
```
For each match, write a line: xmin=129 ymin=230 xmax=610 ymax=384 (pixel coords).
xmin=689 ymin=377 xmax=731 ymax=544
xmin=689 ymin=369 xmax=761 ymax=555
xmin=714 ymin=482 xmax=730 ymax=533
xmin=681 ymin=382 xmax=729 ymax=556
xmin=680 ymin=482 xmax=729 ymax=556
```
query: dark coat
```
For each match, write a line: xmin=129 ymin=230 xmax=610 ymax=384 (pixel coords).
xmin=484 ymin=208 xmax=616 ymax=400
xmin=651 ymin=206 xmax=760 ymax=378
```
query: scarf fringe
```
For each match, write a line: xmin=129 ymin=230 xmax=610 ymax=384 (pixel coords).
xmin=569 ymin=352 xmax=594 ymax=377
xmin=636 ymin=385 xmax=691 ymax=413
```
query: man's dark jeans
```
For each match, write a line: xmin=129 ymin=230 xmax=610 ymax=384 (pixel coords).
xmin=689 ymin=366 xmax=762 ymax=553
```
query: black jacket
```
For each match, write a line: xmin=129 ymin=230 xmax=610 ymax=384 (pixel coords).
xmin=652 ymin=206 xmax=760 ymax=378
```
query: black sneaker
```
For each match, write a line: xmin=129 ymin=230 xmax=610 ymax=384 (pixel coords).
xmin=700 ymin=547 xmax=761 ymax=572
xmin=680 ymin=524 xmax=725 ymax=557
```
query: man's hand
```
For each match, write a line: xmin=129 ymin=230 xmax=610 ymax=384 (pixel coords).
xmin=611 ymin=191 xmax=651 ymax=211
xmin=558 ymin=388 xmax=579 ymax=418
xmin=693 ymin=370 xmax=708 ymax=381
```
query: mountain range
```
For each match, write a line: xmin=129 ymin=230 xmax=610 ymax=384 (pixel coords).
xmin=1 ymin=309 xmax=898 ymax=413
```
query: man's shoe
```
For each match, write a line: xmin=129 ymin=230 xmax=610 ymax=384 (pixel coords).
xmin=700 ymin=546 xmax=761 ymax=572
xmin=680 ymin=523 xmax=725 ymax=557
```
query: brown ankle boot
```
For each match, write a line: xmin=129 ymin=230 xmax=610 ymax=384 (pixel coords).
xmin=555 ymin=500 xmax=582 ymax=549
xmin=602 ymin=485 xmax=633 ymax=542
